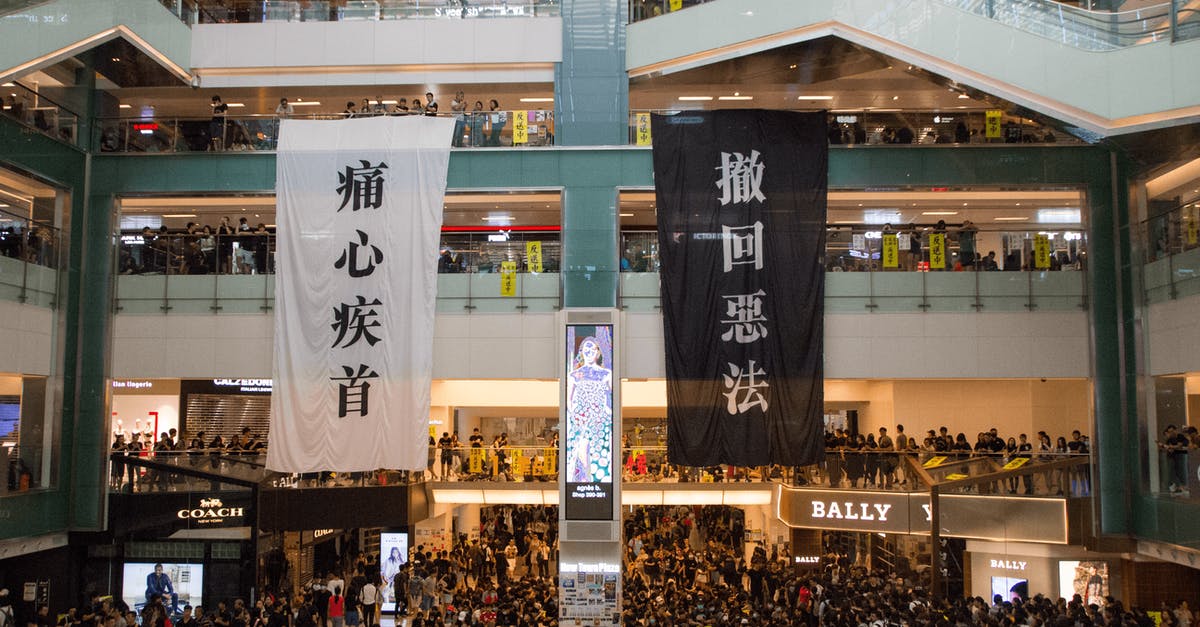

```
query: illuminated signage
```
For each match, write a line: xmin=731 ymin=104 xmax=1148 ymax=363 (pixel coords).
xmin=132 ymin=122 xmax=159 ymax=132
xmin=112 ymin=380 xmax=154 ymax=390
xmin=794 ymin=556 xmax=821 ymax=564
xmin=563 ymin=323 xmax=615 ymax=521
xmin=778 ymin=488 xmax=1068 ymax=544
xmin=177 ymin=498 xmax=244 ymax=525
xmin=990 ymin=559 xmax=1027 ymax=571
xmin=811 ymin=501 xmax=894 ymax=521
xmin=312 ymin=529 xmax=336 ymax=539
xmin=560 ymin=562 xmax=621 ymax=573
xmin=212 ymin=378 xmax=273 ymax=393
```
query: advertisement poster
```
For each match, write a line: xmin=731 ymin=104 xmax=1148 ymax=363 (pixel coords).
xmin=1058 ymin=560 xmax=1108 ymax=606
xmin=121 ymin=563 xmax=203 ymax=613
xmin=564 ymin=324 xmax=614 ymax=520
xmin=559 ymin=570 xmax=619 ymax=623
xmin=379 ymin=532 xmax=409 ymax=611
xmin=991 ymin=576 xmax=1028 ymax=602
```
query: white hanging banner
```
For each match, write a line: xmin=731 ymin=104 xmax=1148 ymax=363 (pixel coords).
xmin=269 ymin=116 xmax=455 ymax=472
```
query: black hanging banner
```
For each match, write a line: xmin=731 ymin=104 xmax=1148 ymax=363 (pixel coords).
xmin=652 ymin=110 xmax=826 ymax=468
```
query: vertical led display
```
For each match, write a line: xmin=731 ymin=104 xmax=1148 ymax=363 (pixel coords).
xmin=564 ymin=324 xmax=615 ymax=520
xmin=379 ymin=532 xmax=409 ymax=612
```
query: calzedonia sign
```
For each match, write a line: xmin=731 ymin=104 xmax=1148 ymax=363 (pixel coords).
xmin=177 ymin=498 xmax=245 ymax=525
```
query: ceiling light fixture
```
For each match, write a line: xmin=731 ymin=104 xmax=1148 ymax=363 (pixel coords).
xmin=226 ymin=103 xmax=245 ymax=108
xmin=483 ymin=216 xmax=515 ymax=222
xmin=119 ymin=104 xmax=132 ymax=109
xmin=718 ymin=95 xmax=753 ymax=101
xmin=519 ymin=97 xmax=554 ymax=103
xmin=994 ymin=217 xmax=1030 ymax=221
xmin=922 ymin=211 xmax=959 ymax=216
xmin=290 ymin=101 xmax=322 ymax=106
xmin=958 ymin=94 xmax=970 ymax=99
xmin=619 ymin=213 xmax=634 ymax=217
xmin=678 ymin=96 xmax=713 ymax=101
xmin=796 ymin=96 xmax=833 ymax=101
xmin=162 ymin=213 xmax=197 ymax=218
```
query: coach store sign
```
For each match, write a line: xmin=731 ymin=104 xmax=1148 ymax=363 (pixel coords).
xmin=177 ymin=497 xmax=245 ymax=525
xmin=776 ymin=487 xmax=1069 ymax=544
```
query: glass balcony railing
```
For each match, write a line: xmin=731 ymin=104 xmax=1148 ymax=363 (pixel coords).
xmin=95 ymin=110 xmax=554 ymax=153
xmin=0 ymin=208 xmax=62 ymax=309
xmin=1140 ymin=201 xmax=1200 ymax=304
xmin=1 ymin=80 xmax=80 ymax=147
xmin=3 ymin=444 xmax=52 ymax=497
xmin=630 ymin=110 xmax=1080 ymax=146
xmin=189 ymin=0 xmax=559 ymax=24
xmin=113 ymin=225 xmax=1088 ymax=314
xmin=106 ymin=444 xmax=1093 ymax=502
xmin=627 ymin=0 xmax=1198 ymax=47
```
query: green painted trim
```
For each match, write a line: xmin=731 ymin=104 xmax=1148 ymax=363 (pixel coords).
xmin=0 ymin=115 xmax=87 ymax=538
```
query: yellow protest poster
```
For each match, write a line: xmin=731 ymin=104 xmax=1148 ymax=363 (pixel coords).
xmin=1002 ymin=457 xmax=1029 ymax=470
xmin=500 ymin=261 xmax=517 ymax=296
xmin=635 ymin=112 xmax=652 ymax=146
xmin=510 ymin=448 xmax=527 ymax=476
xmin=526 ymin=240 xmax=543 ymax=273
xmin=923 ymin=456 xmax=948 ymax=468
xmin=1033 ymin=234 xmax=1051 ymax=269
xmin=542 ymin=448 xmax=556 ymax=475
xmin=512 ymin=110 xmax=528 ymax=144
xmin=469 ymin=448 xmax=485 ymax=474
xmin=882 ymin=233 xmax=899 ymax=268
xmin=946 ymin=473 xmax=969 ymax=480
xmin=429 ymin=424 xmax=436 ymax=438
xmin=669 ymin=0 xmax=682 ymax=10
xmin=985 ymin=110 xmax=1002 ymax=138
xmin=929 ymin=232 xmax=946 ymax=269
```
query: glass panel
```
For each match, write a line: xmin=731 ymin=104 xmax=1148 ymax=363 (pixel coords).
xmin=95 ymin=112 xmax=554 ymax=153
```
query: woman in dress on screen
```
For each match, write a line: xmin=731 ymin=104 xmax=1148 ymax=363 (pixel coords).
xmin=380 ymin=546 xmax=403 ymax=604
xmin=566 ymin=336 xmax=613 ymax=484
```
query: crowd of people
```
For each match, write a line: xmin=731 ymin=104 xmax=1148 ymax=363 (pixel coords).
xmin=108 ymin=426 xmax=266 ymax=491
xmin=118 ymin=217 xmax=272 ymax=276
xmin=11 ymin=503 xmax=1200 ymax=627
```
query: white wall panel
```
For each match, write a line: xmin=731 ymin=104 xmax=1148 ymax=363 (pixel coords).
xmin=0 ymin=301 xmax=55 ymax=375
xmin=191 ymin=18 xmax=562 ymax=88
xmin=1146 ymin=295 xmax=1200 ymax=376
xmin=113 ymin=310 xmax=1089 ymax=380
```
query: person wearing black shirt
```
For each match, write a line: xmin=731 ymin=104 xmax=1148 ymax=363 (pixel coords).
xmin=211 ymin=601 xmax=231 ymax=627
xmin=210 ymin=96 xmax=228 ymax=151
xmin=176 ymin=606 xmax=196 ymax=627
xmin=1160 ymin=424 xmax=1190 ymax=493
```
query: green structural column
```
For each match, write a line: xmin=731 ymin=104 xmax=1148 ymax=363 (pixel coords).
xmin=555 ymin=1 xmax=630 ymax=307
xmin=554 ymin=0 xmax=629 ymax=147
xmin=1087 ymin=152 xmax=1136 ymax=535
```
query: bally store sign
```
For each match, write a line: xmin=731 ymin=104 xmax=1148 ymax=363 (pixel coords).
xmin=777 ymin=487 xmax=1069 ymax=544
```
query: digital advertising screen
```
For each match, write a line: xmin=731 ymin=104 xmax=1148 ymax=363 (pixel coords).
xmin=991 ymin=577 xmax=1028 ymax=603
xmin=564 ymin=324 xmax=615 ymax=520
xmin=379 ymin=532 xmax=409 ymax=611
xmin=121 ymin=562 xmax=203 ymax=613
xmin=1058 ymin=560 xmax=1108 ymax=606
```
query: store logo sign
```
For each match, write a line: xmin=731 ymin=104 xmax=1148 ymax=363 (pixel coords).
xmin=989 ymin=559 xmax=1027 ymax=571
xmin=177 ymin=498 xmax=244 ymax=524
xmin=810 ymin=501 xmax=893 ymax=521
xmin=313 ymin=529 xmax=336 ymax=539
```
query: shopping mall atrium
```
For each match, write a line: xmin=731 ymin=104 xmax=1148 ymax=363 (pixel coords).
xmin=0 ymin=0 xmax=1199 ymax=625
